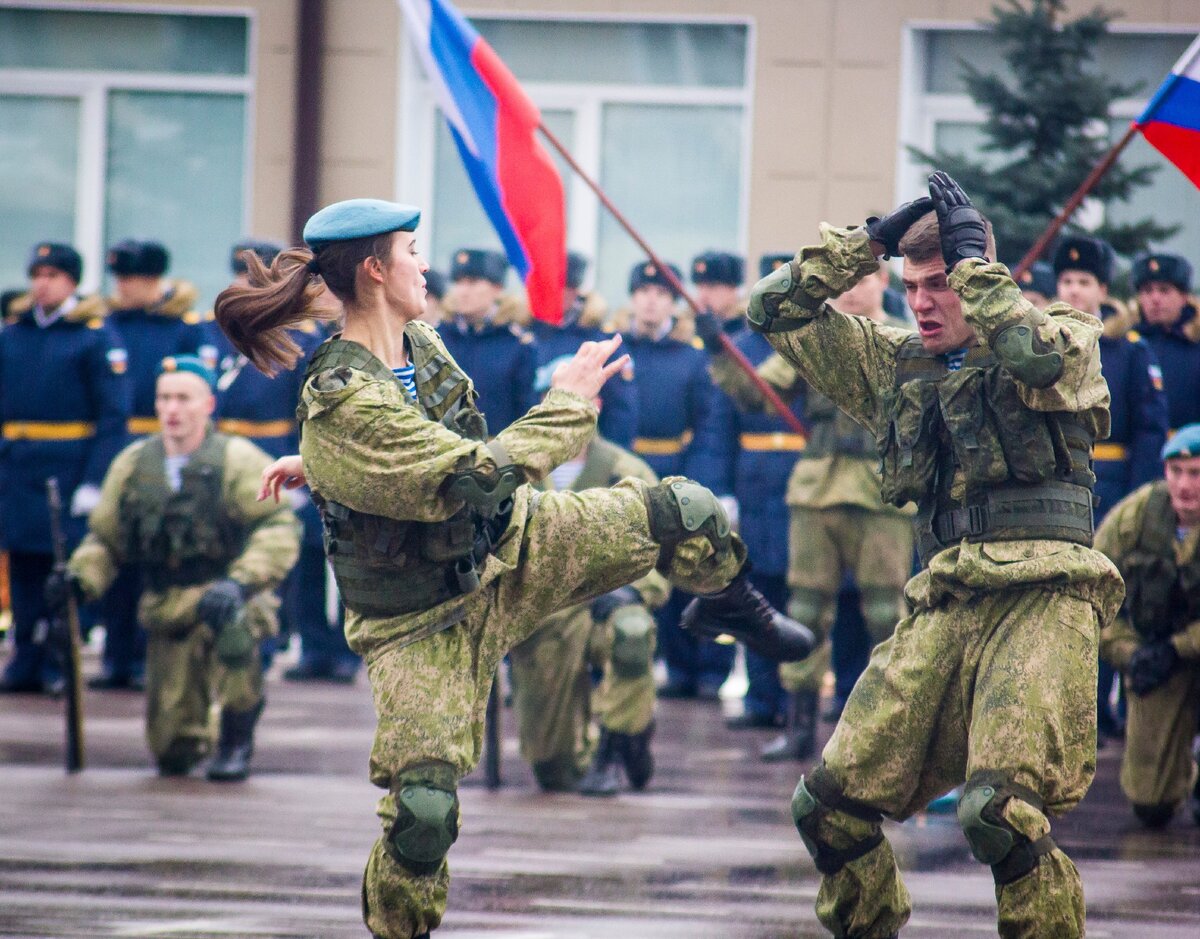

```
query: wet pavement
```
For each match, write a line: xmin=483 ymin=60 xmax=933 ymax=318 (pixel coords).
xmin=2 ymin=649 xmax=1199 ymax=938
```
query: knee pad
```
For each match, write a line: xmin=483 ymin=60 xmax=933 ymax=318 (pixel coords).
xmin=858 ymin=586 xmax=900 ymax=644
xmin=609 ymin=605 xmax=654 ymax=679
xmin=386 ymin=761 xmax=460 ymax=876
xmin=787 ymin=588 xmax=829 ymax=630
xmin=644 ymin=479 xmax=731 ymax=569
xmin=958 ymin=771 xmax=1056 ymax=886
xmin=1132 ymin=802 xmax=1176 ymax=829
xmin=790 ymin=765 xmax=884 ymax=876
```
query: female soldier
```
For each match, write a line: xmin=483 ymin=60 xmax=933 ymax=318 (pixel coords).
xmin=214 ymin=198 xmax=812 ymax=939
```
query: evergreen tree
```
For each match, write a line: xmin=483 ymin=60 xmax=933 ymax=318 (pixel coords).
xmin=911 ymin=0 xmax=1175 ymax=264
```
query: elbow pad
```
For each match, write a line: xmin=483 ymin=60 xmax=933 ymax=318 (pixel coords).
xmin=446 ymin=439 xmax=525 ymax=518
xmin=747 ymin=262 xmax=810 ymax=334
xmin=989 ymin=314 xmax=1066 ymax=388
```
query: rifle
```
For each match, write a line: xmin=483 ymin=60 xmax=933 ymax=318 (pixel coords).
xmin=483 ymin=671 xmax=501 ymax=789
xmin=46 ymin=478 xmax=85 ymax=773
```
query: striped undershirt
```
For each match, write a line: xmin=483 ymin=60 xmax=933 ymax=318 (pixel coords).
xmin=392 ymin=364 xmax=417 ymax=400
xmin=944 ymin=348 xmax=967 ymax=372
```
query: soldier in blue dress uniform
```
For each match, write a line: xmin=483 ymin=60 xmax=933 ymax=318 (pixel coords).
xmin=1131 ymin=252 xmax=1200 ymax=433
xmin=622 ymin=259 xmax=736 ymax=699
xmin=529 ymin=252 xmax=638 ymax=448
xmin=92 ymin=239 xmax=210 ymax=690
xmin=437 ymin=249 xmax=538 ymax=434
xmin=0 ymin=242 xmax=131 ymax=694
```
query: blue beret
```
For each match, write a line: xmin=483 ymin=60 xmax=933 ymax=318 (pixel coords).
xmin=1163 ymin=424 xmax=1200 ymax=461
xmin=1052 ymin=235 xmax=1113 ymax=285
xmin=566 ymin=252 xmax=588 ymax=290
xmin=692 ymin=251 xmax=744 ymax=286
xmin=629 ymin=260 xmax=682 ymax=297
xmin=158 ymin=354 xmax=216 ymax=391
xmin=1133 ymin=253 xmax=1192 ymax=293
xmin=1017 ymin=261 xmax=1056 ymax=300
xmin=450 ymin=248 xmax=509 ymax=285
xmin=759 ymin=253 xmax=793 ymax=280
xmin=108 ymin=239 xmax=169 ymax=277
xmin=303 ymin=199 xmax=421 ymax=250
xmin=28 ymin=242 xmax=82 ymax=283
xmin=231 ymin=238 xmax=284 ymax=275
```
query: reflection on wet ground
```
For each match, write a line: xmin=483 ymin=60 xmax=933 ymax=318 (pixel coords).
xmin=1 ymin=659 xmax=1198 ymax=937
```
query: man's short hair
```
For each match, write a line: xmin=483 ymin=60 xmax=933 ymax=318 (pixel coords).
xmin=898 ymin=211 xmax=995 ymax=265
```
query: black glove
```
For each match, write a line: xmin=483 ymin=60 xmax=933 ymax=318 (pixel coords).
xmin=928 ymin=171 xmax=989 ymax=272
xmin=864 ymin=196 xmax=934 ymax=259
xmin=693 ymin=311 xmax=724 ymax=354
xmin=198 ymin=578 xmax=247 ymax=630
xmin=1127 ymin=640 xmax=1180 ymax=697
xmin=44 ymin=568 xmax=82 ymax=614
xmin=590 ymin=585 xmax=643 ymax=623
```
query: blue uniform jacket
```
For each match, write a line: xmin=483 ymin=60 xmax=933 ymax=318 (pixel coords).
xmin=0 ymin=296 xmax=131 ymax=552
xmin=1137 ymin=304 xmax=1200 ymax=432
xmin=438 ymin=316 xmax=538 ymax=434
xmin=1095 ymin=326 xmax=1169 ymax=517
xmin=622 ymin=327 xmax=733 ymax=491
xmin=106 ymin=281 xmax=207 ymax=437
xmin=529 ymin=312 xmax=638 ymax=448
xmin=708 ymin=328 xmax=805 ymax=577
xmin=209 ymin=320 xmax=326 ymax=545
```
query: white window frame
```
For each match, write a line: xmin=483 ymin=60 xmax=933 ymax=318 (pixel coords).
xmin=0 ymin=0 xmax=256 ymax=295
xmin=396 ymin=10 xmax=756 ymax=282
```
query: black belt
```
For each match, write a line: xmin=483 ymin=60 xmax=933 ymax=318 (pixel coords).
xmin=143 ymin=559 xmax=228 ymax=592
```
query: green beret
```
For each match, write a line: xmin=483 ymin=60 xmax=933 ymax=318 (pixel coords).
xmin=1162 ymin=423 xmax=1200 ymax=461
xmin=303 ymin=199 xmax=421 ymax=250
xmin=158 ymin=354 xmax=216 ymax=391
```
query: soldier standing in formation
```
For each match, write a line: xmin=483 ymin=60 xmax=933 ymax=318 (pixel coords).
xmin=49 ymin=355 xmax=299 ymax=779
xmin=0 ymin=243 xmax=130 ymax=695
xmin=1130 ymin=252 xmax=1200 ymax=432
xmin=1096 ymin=424 xmax=1200 ymax=829
xmin=219 ymin=198 xmax=813 ymax=939
xmin=749 ymin=174 xmax=1123 ymax=938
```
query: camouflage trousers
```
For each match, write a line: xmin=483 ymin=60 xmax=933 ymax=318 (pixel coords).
xmin=510 ymin=600 xmax=656 ymax=791
xmin=780 ymin=506 xmax=912 ymax=693
xmin=800 ymin=586 xmax=1099 ymax=939
xmin=1120 ymin=662 xmax=1200 ymax=811
xmin=360 ymin=480 xmax=743 ymax=939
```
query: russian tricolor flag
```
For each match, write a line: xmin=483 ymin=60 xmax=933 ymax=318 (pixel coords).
xmin=398 ymin=0 xmax=566 ymax=324
xmin=1136 ymin=32 xmax=1200 ymax=190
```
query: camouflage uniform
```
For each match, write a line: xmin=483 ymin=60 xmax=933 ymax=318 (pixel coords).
xmin=1096 ymin=481 xmax=1200 ymax=819
xmin=297 ymin=321 xmax=745 ymax=939
xmin=509 ymin=438 xmax=668 ymax=791
xmin=69 ymin=431 xmax=299 ymax=766
xmin=753 ymin=225 xmax=1124 ymax=938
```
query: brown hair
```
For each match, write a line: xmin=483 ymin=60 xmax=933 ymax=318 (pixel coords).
xmin=214 ymin=232 xmax=396 ymax=376
xmin=898 ymin=211 xmax=996 ymax=265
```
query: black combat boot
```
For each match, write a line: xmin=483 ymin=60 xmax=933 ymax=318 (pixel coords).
xmin=761 ymin=691 xmax=817 ymax=763
xmin=578 ymin=728 xmax=621 ymax=797
xmin=156 ymin=738 xmax=206 ymax=777
xmin=615 ymin=720 xmax=655 ymax=791
xmin=206 ymin=700 xmax=264 ymax=782
xmin=680 ymin=573 xmax=815 ymax=663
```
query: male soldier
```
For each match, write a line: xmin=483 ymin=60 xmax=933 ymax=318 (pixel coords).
xmin=437 ymin=248 xmax=537 ymax=434
xmin=48 ymin=355 xmax=299 ymax=779
xmin=0 ymin=243 xmax=130 ymax=694
xmin=509 ymin=370 xmax=667 ymax=795
xmin=1017 ymin=261 xmax=1056 ymax=310
xmin=696 ymin=252 xmax=796 ymax=730
xmin=211 ymin=240 xmax=356 ymax=683
xmin=418 ymin=268 xmax=446 ymax=326
xmin=1054 ymin=235 xmax=1169 ymax=741
xmin=622 ymin=259 xmax=735 ymax=699
xmin=95 ymin=239 xmax=210 ymax=690
xmin=1097 ymin=424 xmax=1200 ymax=828
xmin=529 ymin=252 xmax=638 ymax=448
xmin=708 ymin=262 xmax=914 ymax=758
xmin=749 ymin=173 xmax=1123 ymax=938
xmin=1131 ymin=252 xmax=1200 ymax=432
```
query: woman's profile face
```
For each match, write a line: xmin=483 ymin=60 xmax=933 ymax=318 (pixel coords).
xmin=380 ymin=230 xmax=429 ymax=319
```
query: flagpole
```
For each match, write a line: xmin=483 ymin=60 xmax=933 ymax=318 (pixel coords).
xmin=1011 ymin=124 xmax=1140 ymax=279
xmin=537 ymin=122 xmax=808 ymax=437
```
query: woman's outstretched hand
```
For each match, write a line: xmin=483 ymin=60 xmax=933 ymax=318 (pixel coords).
xmin=551 ymin=334 xmax=631 ymax=401
xmin=259 ymin=454 xmax=307 ymax=503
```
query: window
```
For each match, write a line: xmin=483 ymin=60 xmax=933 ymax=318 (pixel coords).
xmin=0 ymin=6 xmax=252 ymax=307
xmin=901 ymin=26 xmax=1199 ymax=265
xmin=401 ymin=16 xmax=752 ymax=311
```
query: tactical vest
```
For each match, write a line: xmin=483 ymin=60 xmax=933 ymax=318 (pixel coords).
xmin=1120 ymin=482 xmax=1200 ymax=642
xmin=802 ymin=390 xmax=876 ymax=459
xmin=880 ymin=336 xmax=1097 ymax=567
xmin=119 ymin=432 xmax=244 ymax=590
xmin=299 ymin=329 xmax=509 ymax=619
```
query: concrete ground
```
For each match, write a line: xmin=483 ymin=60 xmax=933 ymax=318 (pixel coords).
xmin=1 ymin=646 xmax=1198 ymax=938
